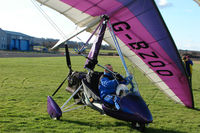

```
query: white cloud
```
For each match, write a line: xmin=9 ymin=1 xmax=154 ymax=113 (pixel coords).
xmin=155 ymin=0 xmax=173 ymax=8
xmin=176 ymin=40 xmax=200 ymax=51
xmin=159 ymin=0 xmax=168 ymax=6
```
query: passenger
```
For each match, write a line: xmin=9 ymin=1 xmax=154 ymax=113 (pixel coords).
xmin=183 ymin=55 xmax=193 ymax=84
xmin=99 ymin=64 xmax=132 ymax=110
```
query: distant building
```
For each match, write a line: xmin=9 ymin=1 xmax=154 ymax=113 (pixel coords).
xmin=179 ymin=49 xmax=200 ymax=59
xmin=5 ymin=30 xmax=33 ymax=51
xmin=0 ymin=28 xmax=7 ymax=50
xmin=0 ymin=28 xmax=60 ymax=52
xmin=0 ymin=28 xmax=112 ymax=52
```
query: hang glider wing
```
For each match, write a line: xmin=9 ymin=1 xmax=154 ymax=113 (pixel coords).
xmin=36 ymin=0 xmax=194 ymax=108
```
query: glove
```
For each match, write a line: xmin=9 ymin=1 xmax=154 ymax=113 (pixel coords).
xmin=116 ymin=74 xmax=124 ymax=82
xmin=85 ymin=59 xmax=98 ymax=70
xmin=127 ymin=75 xmax=133 ymax=81
xmin=125 ymin=75 xmax=133 ymax=84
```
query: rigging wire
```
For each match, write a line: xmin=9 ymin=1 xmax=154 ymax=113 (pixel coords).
xmin=31 ymin=0 xmax=85 ymax=44
xmin=31 ymin=0 xmax=91 ymax=49
xmin=31 ymin=0 xmax=67 ymax=39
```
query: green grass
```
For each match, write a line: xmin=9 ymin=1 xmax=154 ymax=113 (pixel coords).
xmin=0 ymin=56 xmax=200 ymax=133
xmin=58 ymin=48 xmax=118 ymax=54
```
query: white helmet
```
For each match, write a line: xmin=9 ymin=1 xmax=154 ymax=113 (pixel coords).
xmin=116 ymin=84 xmax=129 ymax=97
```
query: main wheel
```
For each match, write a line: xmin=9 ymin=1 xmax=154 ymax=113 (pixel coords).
xmin=131 ymin=122 xmax=137 ymax=129
xmin=138 ymin=123 xmax=145 ymax=132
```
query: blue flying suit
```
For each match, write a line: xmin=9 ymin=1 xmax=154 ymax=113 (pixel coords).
xmin=183 ymin=59 xmax=193 ymax=84
xmin=99 ymin=72 xmax=128 ymax=110
xmin=184 ymin=59 xmax=193 ymax=77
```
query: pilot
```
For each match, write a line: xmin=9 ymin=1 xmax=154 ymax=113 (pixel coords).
xmin=99 ymin=64 xmax=132 ymax=110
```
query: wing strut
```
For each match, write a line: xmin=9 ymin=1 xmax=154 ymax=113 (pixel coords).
xmin=107 ymin=21 xmax=129 ymax=76
xmin=107 ymin=20 xmax=137 ymax=91
xmin=78 ymin=19 xmax=104 ymax=53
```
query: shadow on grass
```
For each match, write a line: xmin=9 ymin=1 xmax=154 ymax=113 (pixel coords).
xmin=60 ymin=119 xmax=128 ymax=127
xmin=144 ymin=127 xmax=186 ymax=133
xmin=193 ymin=107 xmax=200 ymax=111
xmin=60 ymin=119 xmax=185 ymax=133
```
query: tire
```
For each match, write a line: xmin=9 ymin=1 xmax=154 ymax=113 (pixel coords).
xmin=131 ymin=122 xmax=137 ymax=129
xmin=138 ymin=123 xmax=145 ymax=132
xmin=50 ymin=114 xmax=60 ymax=120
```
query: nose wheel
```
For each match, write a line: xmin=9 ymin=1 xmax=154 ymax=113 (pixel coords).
xmin=131 ymin=122 xmax=145 ymax=132
xmin=50 ymin=114 xmax=61 ymax=120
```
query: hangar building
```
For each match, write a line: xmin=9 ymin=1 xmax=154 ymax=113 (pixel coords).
xmin=0 ymin=28 xmax=33 ymax=51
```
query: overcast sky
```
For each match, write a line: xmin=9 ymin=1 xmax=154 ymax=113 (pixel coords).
xmin=0 ymin=0 xmax=200 ymax=51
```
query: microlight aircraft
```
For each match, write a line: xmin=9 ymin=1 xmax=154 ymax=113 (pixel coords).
xmin=35 ymin=0 xmax=194 ymax=131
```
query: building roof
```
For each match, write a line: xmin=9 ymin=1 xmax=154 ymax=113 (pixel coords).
xmin=5 ymin=30 xmax=31 ymax=38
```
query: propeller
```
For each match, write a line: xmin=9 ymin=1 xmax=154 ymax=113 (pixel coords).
xmin=52 ymin=44 xmax=73 ymax=96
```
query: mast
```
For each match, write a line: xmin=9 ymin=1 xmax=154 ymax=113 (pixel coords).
xmin=84 ymin=16 xmax=109 ymax=70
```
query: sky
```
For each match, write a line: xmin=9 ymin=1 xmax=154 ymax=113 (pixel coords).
xmin=0 ymin=0 xmax=200 ymax=51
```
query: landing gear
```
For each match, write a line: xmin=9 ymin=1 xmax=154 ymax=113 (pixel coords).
xmin=50 ymin=114 xmax=60 ymax=120
xmin=131 ymin=122 xmax=145 ymax=132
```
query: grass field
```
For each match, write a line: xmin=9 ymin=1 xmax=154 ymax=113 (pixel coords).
xmin=0 ymin=56 xmax=200 ymax=133
xmin=58 ymin=48 xmax=118 ymax=54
